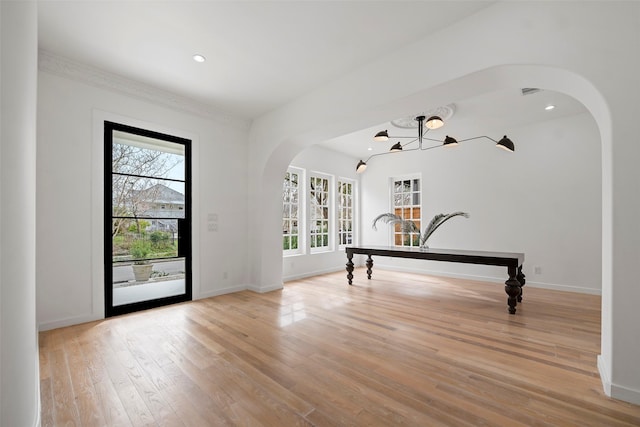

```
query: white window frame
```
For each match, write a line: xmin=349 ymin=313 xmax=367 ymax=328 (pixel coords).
xmin=308 ymin=171 xmax=333 ymax=254
xmin=337 ymin=177 xmax=356 ymax=249
xmin=390 ymin=174 xmax=422 ymax=248
xmin=283 ymin=166 xmax=304 ymax=256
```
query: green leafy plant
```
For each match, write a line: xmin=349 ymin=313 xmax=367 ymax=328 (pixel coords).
xmin=149 ymin=230 xmax=173 ymax=252
xmin=129 ymin=240 xmax=152 ymax=264
xmin=127 ymin=219 xmax=150 ymax=234
xmin=372 ymin=211 xmax=469 ymax=248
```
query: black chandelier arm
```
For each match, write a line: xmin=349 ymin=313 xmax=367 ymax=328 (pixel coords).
xmin=362 ymin=152 xmax=384 ymax=163
xmin=419 ymin=143 xmax=446 ymax=151
xmin=386 ymin=135 xmax=502 ymax=144
xmin=398 ymin=138 xmax=418 ymax=148
xmin=372 ymin=136 xmax=509 ymax=158
xmin=384 ymin=135 xmax=422 ymax=140
xmin=416 ymin=136 xmax=447 ymax=150
xmin=454 ymin=135 xmax=498 ymax=143
xmin=363 ymin=143 xmax=421 ymax=163
xmin=381 ymin=126 xmax=432 ymax=141
xmin=453 ymin=135 xmax=515 ymax=152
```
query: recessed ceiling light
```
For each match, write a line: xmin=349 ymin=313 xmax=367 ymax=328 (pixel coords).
xmin=192 ymin=54 xmax=206 ymax=63
xmin=545 ymin=105 xmax=555 ymax=111
xmin=367 ymin=147 xmax=373 ymax=151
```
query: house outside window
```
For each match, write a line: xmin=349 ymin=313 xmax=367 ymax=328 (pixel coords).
xmin=283 ymin=167 xmax=303 ymax=254
xmin=133 ymin=183 xmax=185 ymax=234
xmin=309 ymin=173 xmax=332 ymax=252
xmin=391 ymin=176 xmax=421 ymax=247
xmin=337 ymin=178 xmax=354 ymax=247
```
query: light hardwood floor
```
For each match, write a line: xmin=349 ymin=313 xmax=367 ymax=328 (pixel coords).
xmin=39 ymin=268 xmax=640 ymax=426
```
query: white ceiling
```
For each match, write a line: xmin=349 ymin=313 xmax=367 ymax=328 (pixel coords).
xmin=37 ymin=1 xmax=587 ymax=159
xmin=37 ymin=1 xmax=494 ymax=119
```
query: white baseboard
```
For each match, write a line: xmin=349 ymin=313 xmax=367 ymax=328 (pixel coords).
xmin=526 ymin=279 xmax=601 ymax=295
xmin=40 ymin=283 xmax=274 ymax=330
xmin=38 ymin=313 xmax=103 ymax=332
xmin=197 ymin=284 xmax=247 ymax=300
xmin=610 ymin=383 xmax=640 ymax=405
xmin=40 ymin=284 xmax=250 ymax=330
xmin=598 ymin=354 xmax=640 ymax=405
xmin=598 ymin=354 xmax=612 ymax=396
xmin=372 ymin=263 xmax=601 ymax=295
xmin=247 ymin=282 xmax=283 ymax=293
xmin=283 ymin=266 xmax=347 ymax=283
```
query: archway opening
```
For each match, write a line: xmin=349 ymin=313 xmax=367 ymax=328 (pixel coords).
xmin=249 ymin=64 xmax=612 ymax=394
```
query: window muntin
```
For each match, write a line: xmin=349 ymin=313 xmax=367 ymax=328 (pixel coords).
xmin=310 ymin=174 xmax=331 ymax=251
xmin=337 ymin=179 xmax=354 ymax=247
xmin=283 ymin=168 xmax=302 ymax=254
xmin=392 ymin=177 xmax=421 ymax=247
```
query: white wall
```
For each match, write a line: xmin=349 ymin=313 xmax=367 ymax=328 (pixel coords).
xmin=36 ymin=68 xmax=250 ymax=330
xmin=358 ymin=113 xmax=601 ymax=293
xmin=0 ymin=2 xmax=40 ymax=426
xmin=283 ymin=145 xmax=360 ymax=281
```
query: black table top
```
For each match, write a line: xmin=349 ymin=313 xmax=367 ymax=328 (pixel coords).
xmin=345 ymin=245 xmax=524 ymax=267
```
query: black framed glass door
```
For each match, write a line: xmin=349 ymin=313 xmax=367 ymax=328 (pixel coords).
xmin=104 ymin=121 xmax=192 ymax=317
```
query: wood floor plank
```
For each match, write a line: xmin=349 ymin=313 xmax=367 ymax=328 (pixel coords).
xmin=65 ymin=336 xmax=106 ymax=426
xmin=112 ymin=342 xmax=184 ymax=426
xmin=48 ymin=348 xmax=81 ymax=426
xmin=39 ymin=377 xmax=55 ymax=427
xmin=160 ymin=338 xmax=241 ymax=425
xmin=39 ymin=268 xmax=640 ymax=426
xmin=77 ymin=332 xmax=132 ymax=426
xmin=99 ymin=332 xmax=158 ymax=426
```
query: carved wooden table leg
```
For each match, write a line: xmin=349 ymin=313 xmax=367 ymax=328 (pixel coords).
xmin=346 ymin=251 xmax=354 ymax=285
xmin=517 ymin=265 xmax=526 ymax=302
xmin=505 ymin=265 xmax=522 ymax=314
xmin=366 ymin=255 xmax=373 ymax=279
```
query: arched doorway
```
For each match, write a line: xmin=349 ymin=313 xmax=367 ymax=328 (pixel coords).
xmin=248 ymin=64 xmax=615 ymax=398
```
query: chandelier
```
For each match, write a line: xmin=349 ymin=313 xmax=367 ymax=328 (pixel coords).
xmin=356 ymin=115 xmax=515 ymax=173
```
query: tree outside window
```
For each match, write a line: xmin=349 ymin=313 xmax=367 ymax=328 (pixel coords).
xmin=283 ymin=168 xmax=302 ymax=253
xmin=338 ymin=179 xmax=354 ymax=246
xmin=310 ymin=174 xmax=331 ymax=251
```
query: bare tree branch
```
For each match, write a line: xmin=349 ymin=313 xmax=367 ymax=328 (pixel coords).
xmin=111 ymin=143 xmax=181 ymax=237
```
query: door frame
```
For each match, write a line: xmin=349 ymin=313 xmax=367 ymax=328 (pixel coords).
xmin=103 ymin=120 xmax=192 ymax=317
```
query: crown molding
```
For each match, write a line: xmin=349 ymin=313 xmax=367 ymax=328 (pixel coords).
xmin=38 ymin=50 xmax=250 ymax=129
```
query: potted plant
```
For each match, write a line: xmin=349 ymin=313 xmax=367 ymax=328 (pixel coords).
xmin=129 ymin=240 xmax=153 ymax=281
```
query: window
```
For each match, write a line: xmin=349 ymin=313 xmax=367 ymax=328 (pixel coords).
xmin=392 ymin=176 xmax=421 ymax=247
xmin=283 ymin=167 xmax=302 ymax=254
xmin=309 ymin=173 xmax=331 ymax=251
xmin=337 ymin=179 xmax=354 ymax=247
xmin=282 ymin=167 xmax=355 ymax=255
